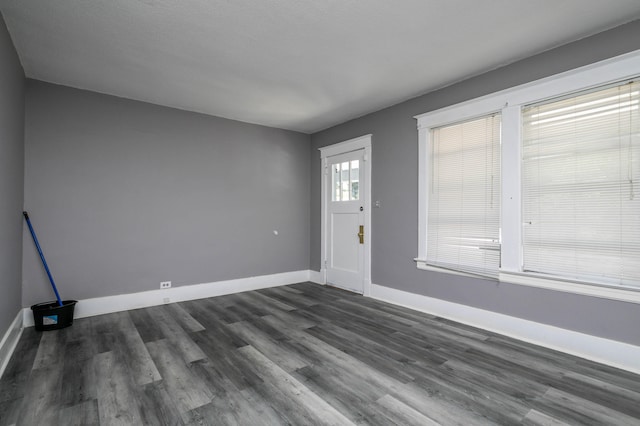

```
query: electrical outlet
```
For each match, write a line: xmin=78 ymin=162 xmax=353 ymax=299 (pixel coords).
xmin=160 ymin=281 xmax=171 ymax=289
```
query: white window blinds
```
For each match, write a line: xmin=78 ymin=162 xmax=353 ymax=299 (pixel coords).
xmin=522 ymin=80 xmax=640 ymax=288
xmin=427 ymin=114 xmax=501 ymax=278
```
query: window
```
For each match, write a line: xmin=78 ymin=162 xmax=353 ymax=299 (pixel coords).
xmin=522 ymin=81 xmax=640 ymax=287
xmin=416 ymin=49 xmax=640 ymax=302
xmin=426 ymin=114 xmax=501 ymax=278
xmin=332 ymin=160 xmax=359 ymax=201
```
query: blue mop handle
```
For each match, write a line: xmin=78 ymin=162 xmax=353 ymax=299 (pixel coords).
xmin=23 ymin=212 xmax=63 ymax=307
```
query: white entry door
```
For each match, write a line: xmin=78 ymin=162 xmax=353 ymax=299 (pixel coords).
xmin=326 ymin=150 xmax=365 ymax=293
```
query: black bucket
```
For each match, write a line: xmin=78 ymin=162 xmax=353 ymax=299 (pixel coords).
xmin=31 ymin=300 xmax=77 ymax=331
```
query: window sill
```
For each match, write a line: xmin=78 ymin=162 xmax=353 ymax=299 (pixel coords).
xmin=499 ymin=271 xmax=640 ymax=304
xmin=415 ymin=259 xmax=640 ymax=304
xmin=414 ymin=259 xmax=495 ymax=280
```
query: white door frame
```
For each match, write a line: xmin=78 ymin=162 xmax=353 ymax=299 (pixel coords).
xmin=319 ymin=134 xmax=372 ymax=296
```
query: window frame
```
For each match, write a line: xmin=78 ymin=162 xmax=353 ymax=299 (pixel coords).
xmin=415 ymin=49 xmax=640 ymax=304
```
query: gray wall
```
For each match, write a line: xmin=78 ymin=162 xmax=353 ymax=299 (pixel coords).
xmin=310 ymin=20 xmax=640 ymax=346
xmin=23 ymin=81 xmax=310 ymax=305
xmin=0 ymin=13 xmax=24 ymax=339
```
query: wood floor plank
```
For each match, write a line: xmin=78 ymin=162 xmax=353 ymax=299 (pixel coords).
xmin=94 ymin=351 xmax=144 ymax=426
xmin=390 ymin=380 xmax=498 ymax=426
xmin=241 ymin=288 xmax=297 ymax=311
xmin=394 ymin=324 xmax=495 ymax=357
xmin=439 ymin=353 xmax=551 ymax=400
xmin=61 ymin=316 xmax=95 ymax=359
xmin=186 ymin=327 xmax=264 ymax=394
xmin=349 ymin=294 xmax=439 ymax=324
xmin=144 ymin=306 xmax=207 ymax=364
xmin=31 ymin=328 xmax=66 ymax=371
xmin=60 ymin=318 xmax=105 ymax=406
xmin=552 ymin=371 xmax=640 ymax=419
xmin=304 ymin=324 xmax=418 ymax=383
xmin=91 ymin=315 xmax=119 ymax=354
xmin=227 ymin=321 xmax=309 ymax=372
xmin=257 ymin=286 xmax=320 ymax=308
xmin=181 ymin=299 xmax=248 ymax=351
xmin=522 ymin=409 xmax=571 ymax=426
xmin=167 ymin=303 xmax=206 ymax=333
xmin=292 ymin=364 xmax=399 ymax=425
xmin=58 ymin=399 xmax=100 ymax=426
xmin=432 ymin=316 xmax=497 ymax=339
xmin=99 ymin=312 xmax=162 ymax=386
xmin=484 ymin=335 xmax=581 ymax=372
xmin=306 ymin=315 xmax=449 ymax=369
xmin=570 ymin=358 xmax=640 ymax=394
xmin=16 ymin=328 xmax=67 ymax=426
xmin=532 ymin=386 xmax=640 ymax=425
xmin=450 ymin=346 xmax=567 ymax=390
xmin=182 ymin=386 xmax=285 ymax=426
xmin=194 ymin=297 xmax=247 ymax=325
xmin=0 ymin=397 xmax=22 ymax=426
xmin=435 ymin=359 xmax=541 ymax=423
xmin=14 ymin=365 xmax=62 ymax=425
xmin=128 ymin=308 xmax=165 ymax=343
xmin=235 ymin=387 xmax=289 ymax=425
xmin=237 ymin=345 xmax=356 ymax=426
xmin=333 ymin=296 xmax=424 ymax=328
xmin=0 ymin=328 xmax=41 ymax=404
xmin=145 ymin=339 xmax=214 ymax=414
xmin=224 ymin=293 xmax=270 ymax=318
xmin=261 ymin=314 xmax=408 ymax=395
xmin=306 ymin=303 xmax=400 ymax=336
xmin=407 ymin=371 xmax=530 ymax=424
xmin=137 ymin=381 xmax=185 ymax=426
xmin=262 ymin=304 xmax=319 ymax=329
xmin=188 ymin=347 xmax=264 ymax=394
xmin=376 ymin=394 xmax=442 ymax=426
xmin=245 ymin=314 xmax=295 ymax=342
xmin=60 ymin=339 xmax=97 ymax=406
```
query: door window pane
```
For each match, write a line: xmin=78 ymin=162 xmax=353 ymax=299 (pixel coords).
xmin=350 ymin=160 xmax=360 ymax=200
xmin=331 ymin=159 xmax=360 ymax=201
xmin=332 ymin=163 xmax=341 ymax=201
xmin=341 ymin=162 xmax=350 ymax=201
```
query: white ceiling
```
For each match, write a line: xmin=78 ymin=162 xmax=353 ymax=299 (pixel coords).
xmin=2 ymin=1 xmax=640 ymax=133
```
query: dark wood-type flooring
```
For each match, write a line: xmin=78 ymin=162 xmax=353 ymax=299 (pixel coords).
xmin=1 ymin=282 xmax=639 ymax=425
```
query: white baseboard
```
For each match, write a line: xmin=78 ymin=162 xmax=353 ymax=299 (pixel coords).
xmin=23 ymin=270 xmax=311 ymax=327
xmin=370 ymin=283 xmax=640 ymax=375
xmin=0 ymin=309 xmax=24 ymax=379
xmin=309 ymin=270 xmax=325 ymax=285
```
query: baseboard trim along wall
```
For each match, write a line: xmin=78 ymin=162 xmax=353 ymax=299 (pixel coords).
xmin=309 ymin=270 xmax=325 ymax=285
xmin=0 ymin=309 xmax=24 ymax=379
xmin=369 ymin=283 xmax=640 ymax=375
xmin=22 ymin=270 xmax=311 ymax=327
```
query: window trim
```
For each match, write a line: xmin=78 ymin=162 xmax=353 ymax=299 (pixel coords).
xmin=415 ymin=49 xmax=640 ymax=304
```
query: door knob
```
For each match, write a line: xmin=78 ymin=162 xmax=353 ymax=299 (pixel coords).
xmin=357 ymin=225 xmax=364 ymax=244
